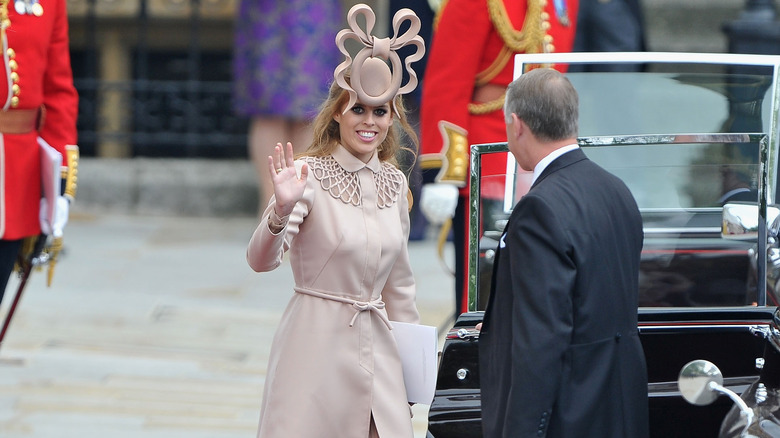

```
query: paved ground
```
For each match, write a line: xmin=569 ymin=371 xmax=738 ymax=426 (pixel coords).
xmin=0 ymin=212 xmax=454 ymax=438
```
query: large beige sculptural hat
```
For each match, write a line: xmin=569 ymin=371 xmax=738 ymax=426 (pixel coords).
xmin=334 ymin=3 xmax=426 ymax=114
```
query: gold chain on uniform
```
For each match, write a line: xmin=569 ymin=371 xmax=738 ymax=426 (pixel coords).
xmin=433 ymin=0 xmax=551 ymax=115
xmin=487 ymin=0 xmax=547 ymax=55
xmin=469 ymin=0 xmax=550 ymax=115
xmin=468 ymin=94 xmax=506 ymax=115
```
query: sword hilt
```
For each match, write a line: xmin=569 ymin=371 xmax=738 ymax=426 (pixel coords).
xmin=45 ymin=237 xmax=62 ymax=287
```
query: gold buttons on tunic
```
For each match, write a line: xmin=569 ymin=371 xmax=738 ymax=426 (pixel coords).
xmin=451 ymin=137 xmax=467 ymax=177
xmin=544 ymin=35 xmax=555 ymax=53
xmin=6 ymin=48 xmax=19 ymax=107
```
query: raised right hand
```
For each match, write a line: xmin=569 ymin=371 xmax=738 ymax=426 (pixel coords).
xmin=267 ymin=142 xmax=309 ymax=217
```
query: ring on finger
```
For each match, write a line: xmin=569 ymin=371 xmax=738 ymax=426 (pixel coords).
xmin=276 ymin=168 xmax=283 ymax=174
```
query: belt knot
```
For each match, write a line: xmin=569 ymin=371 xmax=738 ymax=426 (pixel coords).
xmin=349 ymin=299 xmax=391 ymax=329
xmin=294 ymin=287 xmax=393 ymax=330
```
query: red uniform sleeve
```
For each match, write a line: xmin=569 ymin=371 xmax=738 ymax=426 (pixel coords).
xmin=420 ymin=0 xmax=491 ymax=162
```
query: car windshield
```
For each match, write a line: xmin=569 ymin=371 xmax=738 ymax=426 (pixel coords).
xmin=469 ymin=53 xmax=780 ymax=311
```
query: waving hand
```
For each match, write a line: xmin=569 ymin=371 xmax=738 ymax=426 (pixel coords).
xmin=267 ymin=142 xmax=309 ymax=217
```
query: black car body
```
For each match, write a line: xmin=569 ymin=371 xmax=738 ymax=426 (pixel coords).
xmin=427 ymin=52 xmax=780 ymax=437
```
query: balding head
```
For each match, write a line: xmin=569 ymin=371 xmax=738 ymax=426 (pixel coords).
xmin=504 ymin=68 xmax=579 ymax=142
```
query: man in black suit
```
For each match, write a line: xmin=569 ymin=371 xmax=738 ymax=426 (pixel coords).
xmin=568 ymin=0 xmax=646 ymax=73
xmin=479 ymin=68 xmax=649 ymax=438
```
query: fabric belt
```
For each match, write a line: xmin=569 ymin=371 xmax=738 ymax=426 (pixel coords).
xmin=0 ymin=109 xmax=40 ymax=134
xmin=294 ymin=287 xmax=393 ymax=330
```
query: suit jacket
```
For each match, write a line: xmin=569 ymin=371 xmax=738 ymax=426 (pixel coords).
xmin=568 ymin=0 xmax=646 ymax=73
xmin=479 ymin=148 xmax=649 ymax=438
xmin=572 ymin=0 xmax=645 ymax=53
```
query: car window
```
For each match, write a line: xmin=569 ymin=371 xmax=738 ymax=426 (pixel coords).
xmin=586 ymin=142 xmax=759 ymax=210
xmin=470 ymin=53 xmax=780 ymax=312
xmin=573 ymin=70 xmax=774 ymax=137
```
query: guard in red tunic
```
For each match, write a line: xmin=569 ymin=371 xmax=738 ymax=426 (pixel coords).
xmin=0 ymin=0 xmax=79 ymax=303
xmin=419 ymin=0 xmax=577 ymax=317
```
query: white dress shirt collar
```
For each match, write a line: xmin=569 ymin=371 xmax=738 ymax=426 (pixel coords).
xmin=531 ymin=143 xmax=580 ymax=186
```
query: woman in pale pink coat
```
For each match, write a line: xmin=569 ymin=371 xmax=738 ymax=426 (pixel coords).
xmin=246 ymin=6 xmax=426 ymax=437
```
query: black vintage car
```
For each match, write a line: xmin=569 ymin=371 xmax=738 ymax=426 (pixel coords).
xmin=426 ymin=53 xmax=780 ymax=437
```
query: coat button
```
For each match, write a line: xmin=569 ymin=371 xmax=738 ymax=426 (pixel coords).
xmin=615 ymin=332 xmax=622 ymax=341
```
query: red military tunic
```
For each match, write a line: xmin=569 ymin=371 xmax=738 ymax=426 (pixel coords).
xmin=0 ymin=0 xmax=78 ymax=240
xmin=419 ymin=0 xmax=578 ymax=314
xmin=420 ymin=0 xmax=578 ymax=197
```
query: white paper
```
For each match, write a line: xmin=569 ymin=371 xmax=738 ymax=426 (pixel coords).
xmin=39 ymin=137 xmax=62 ymax=229
xmin=391 ymin=321 xmax=438 ymax=405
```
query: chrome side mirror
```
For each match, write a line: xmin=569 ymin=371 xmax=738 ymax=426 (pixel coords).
xmin=722 ymin=203 xmax=780 ymax=241
xmin=678 ymin=360 xmax=755 ymax=435
xmin=678 ymin=359 xmax=724 ymax=405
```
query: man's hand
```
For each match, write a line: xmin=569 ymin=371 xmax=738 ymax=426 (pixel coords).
xmin=420 ymin=183 xmax=459 ymax=225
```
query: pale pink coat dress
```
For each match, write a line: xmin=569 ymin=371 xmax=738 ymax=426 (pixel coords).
xmin=247 ymin=145 xmax=420 ymax=438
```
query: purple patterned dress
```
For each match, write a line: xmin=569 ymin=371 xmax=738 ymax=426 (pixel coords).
xmin=232 ymin=0 xmax=343 ymax=119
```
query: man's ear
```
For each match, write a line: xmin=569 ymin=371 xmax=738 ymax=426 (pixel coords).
xmin=510 ymin=113 xmax=523 ymax=138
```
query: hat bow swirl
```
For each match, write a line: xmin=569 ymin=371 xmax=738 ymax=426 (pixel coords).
xmin=334 ymin=3 xmax=425 ymax=114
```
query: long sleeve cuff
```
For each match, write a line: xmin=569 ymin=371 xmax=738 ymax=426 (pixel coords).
xmin=267 ymin=209 xmax=290 ymax=234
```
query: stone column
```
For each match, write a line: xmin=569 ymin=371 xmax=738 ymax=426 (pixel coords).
xmin=97 ymin=29 xmax=132 ymax=158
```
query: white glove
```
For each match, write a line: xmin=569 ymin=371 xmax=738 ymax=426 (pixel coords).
xmin=420 ymin=183 xmax=459 ymax=225
xmin=40 ymin=196 xmax=70 ymax=238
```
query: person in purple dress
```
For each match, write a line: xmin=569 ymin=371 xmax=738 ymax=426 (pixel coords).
xmin=232 ymin=0 xmax=343 ymax=214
